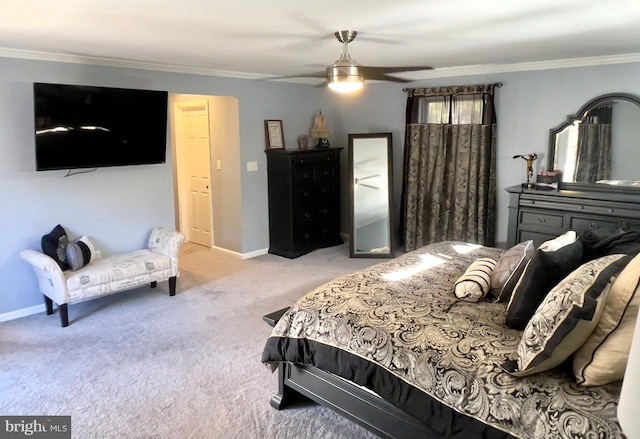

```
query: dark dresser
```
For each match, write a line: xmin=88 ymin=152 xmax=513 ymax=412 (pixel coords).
xmin=506 ymin=185 xmax=640 ymax=248
xmin=266 ymin=148 xmax=343 ymax=258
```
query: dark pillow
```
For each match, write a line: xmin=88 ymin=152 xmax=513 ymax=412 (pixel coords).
xmin=504 ymin=254 xmax=629 ymax=377
xmin=581 ymin=228 xmax=640 ymax=261
xmin=66 ymin=235 xmax=95 ymax=271
xmin=41 ymin=224 xmax=70 ymax=270
xmin=490 ymin=240 xmax=534 ymax=302
xmin=506 ymin=238 xmax=584 ymax=330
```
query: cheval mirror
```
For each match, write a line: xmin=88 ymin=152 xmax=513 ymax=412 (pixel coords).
xmin=549 ymin=92 xmax=640 ymax=191
xmin=348 ymin=133 xmax=394 ymax=258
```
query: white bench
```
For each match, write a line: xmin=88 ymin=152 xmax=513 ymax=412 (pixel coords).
xmin=20 ymin=227 xmax=186 ymax=327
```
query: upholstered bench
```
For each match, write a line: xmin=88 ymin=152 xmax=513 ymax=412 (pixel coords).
xmin=20 ymin=227 xmax=186 ymax=327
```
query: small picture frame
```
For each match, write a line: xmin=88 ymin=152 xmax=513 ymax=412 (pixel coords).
xmin=264 ymin=120 xmax=285 ymax=150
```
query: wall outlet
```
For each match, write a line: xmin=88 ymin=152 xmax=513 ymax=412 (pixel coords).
xmin=94 ymin=250 xmax=102 ymax=259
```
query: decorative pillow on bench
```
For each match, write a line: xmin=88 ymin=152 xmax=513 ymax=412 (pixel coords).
xmin=41 ymin=224 xmax=70 ymax=270
xmin=66 ymin=235 xmax=95 ymax=271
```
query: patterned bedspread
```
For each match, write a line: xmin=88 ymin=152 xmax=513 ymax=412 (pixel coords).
xmin=262 ymin=242 xmax=624 ymax=439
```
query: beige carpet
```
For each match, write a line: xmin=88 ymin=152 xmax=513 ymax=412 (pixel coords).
xmin=0 ymin=243 xmax=382 ymax=438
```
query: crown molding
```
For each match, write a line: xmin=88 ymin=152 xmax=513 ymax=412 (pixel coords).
xmin=0 ymin=47 xmax=265 ymax=79
xmin=399 ymin=53 xmax=640 ymax=80
xmin=1 ymin=47 xmax=639 ymax=81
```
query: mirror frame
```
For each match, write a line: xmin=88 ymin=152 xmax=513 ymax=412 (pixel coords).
xmin=548 ymin=92 xmax=640 ymax=193
xmin=348 ymin=132 xmax=394 ymax=258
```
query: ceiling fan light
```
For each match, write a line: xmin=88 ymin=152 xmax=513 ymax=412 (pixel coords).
xmin=327 ymin=76 xmax=364 ymax=93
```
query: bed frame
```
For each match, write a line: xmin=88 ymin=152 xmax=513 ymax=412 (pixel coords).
xmin=271 ymin=361 xmax=440 ymax=439
xmin=264 ymin=307 xmax=448 ymax=439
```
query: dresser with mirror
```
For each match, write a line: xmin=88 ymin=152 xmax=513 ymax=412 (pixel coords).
xmin=507 ymin=93 xmax=640 ymax=248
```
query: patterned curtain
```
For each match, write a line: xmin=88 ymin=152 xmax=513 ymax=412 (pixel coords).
xmin=398 ymin=84 xmax=498 ymax=252
xmin=574 ymin=105 xmax=613 ymax=182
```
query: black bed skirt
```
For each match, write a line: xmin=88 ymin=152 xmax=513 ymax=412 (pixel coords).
xmin=263 ymin=336 xmax=517 ymax=439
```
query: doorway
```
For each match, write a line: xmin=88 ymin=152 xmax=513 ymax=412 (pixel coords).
xmin=174 ymin=101 xmax=213 ymax=247
xmin=170 ymin=94 xmax=243 ymax=253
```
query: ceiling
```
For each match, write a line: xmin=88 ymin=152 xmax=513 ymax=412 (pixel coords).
xmin=1 ymin=0 xmax=640 ymax=81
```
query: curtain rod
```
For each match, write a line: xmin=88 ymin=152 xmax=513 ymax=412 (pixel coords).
xmin=402 ymin=82 xmax=503 ymax=93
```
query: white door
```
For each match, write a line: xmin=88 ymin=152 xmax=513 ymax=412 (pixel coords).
xmin=177 ymin=102 xmax=213 ymax=247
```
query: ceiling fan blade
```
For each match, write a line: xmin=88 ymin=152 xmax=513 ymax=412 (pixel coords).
xmin=357 ymin=174 xmax=381 ymax=181
xmin=360 ymin=66 xmax=433 ymax=74
xmin=362 ymin=73 xmax=414 ymax=83
xmin=358 ymin=183 xmax=380 ymax=190
xmin=263 ymin=71 xmax=326 ymax=80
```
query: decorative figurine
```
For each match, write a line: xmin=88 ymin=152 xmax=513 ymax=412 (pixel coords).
xmin=513 ymin=153 xmax=538 ymax=188
xmin=310 ymin=111 xmax=331 ymax=147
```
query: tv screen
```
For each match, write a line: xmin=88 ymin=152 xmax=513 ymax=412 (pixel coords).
xmin=33 ymin=82 xmax=168 ymax=171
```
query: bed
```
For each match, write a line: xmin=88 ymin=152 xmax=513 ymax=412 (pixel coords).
xmin=262 ymin=237 xmax=635 ymax=439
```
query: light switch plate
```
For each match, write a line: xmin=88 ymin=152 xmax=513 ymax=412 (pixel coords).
xmin=247 ymin=161 xmax=258 ymax=172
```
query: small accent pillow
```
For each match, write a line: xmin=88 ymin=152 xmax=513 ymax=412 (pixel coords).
xmin=66 ymin=235 xmax=95 ymax=271
xmin=490 ymin=240 xmax=534 ymax=302
xmin=573 ymin=252 xmax=640 ymax=386
xmin=454 ymin=258 xmax=497 ymax=302
xmin=41 ymin=224 xmax=70 ymax=270
xmin=506 ymin=232 xmax=584 ymax=330
xmin=504 ymin=254 xmax=628 ymax=377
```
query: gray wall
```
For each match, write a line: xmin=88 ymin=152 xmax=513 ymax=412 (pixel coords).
xmin=0 ymin=57 xmax=322 ymax=316
xmin=2 ymin=55 xmax=640 ymax=318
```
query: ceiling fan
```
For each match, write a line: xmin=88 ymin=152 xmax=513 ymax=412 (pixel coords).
xmin=354 ymin=175 xmax=381 ymax=190
xmin=272 ymin=30 xmax=433 ymax=93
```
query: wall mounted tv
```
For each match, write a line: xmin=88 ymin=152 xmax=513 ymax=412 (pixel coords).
xmin=34 ymin=82 xmax=168 ymax=171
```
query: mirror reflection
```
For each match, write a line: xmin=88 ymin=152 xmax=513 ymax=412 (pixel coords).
xmin=550 ymin=94 xmax=640 ymax=186
xmin=349 ymin=133 xmax=393 ymax=258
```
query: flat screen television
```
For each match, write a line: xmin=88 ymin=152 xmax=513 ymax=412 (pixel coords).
xmin=33 ymin=82 xmax=168 ymax=171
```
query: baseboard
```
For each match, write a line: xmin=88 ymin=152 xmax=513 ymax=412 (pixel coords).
xmin=212 ymin=245 xmax=268 ymax=260
xmin=0 ymin=303 xmax=45 ymax=323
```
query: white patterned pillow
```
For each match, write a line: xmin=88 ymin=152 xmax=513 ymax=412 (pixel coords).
xmin=454 ymin=258 xmax=497 ymax=302
xmin=504 ymin=254 xmax=628 ymax=377
xmin=573 ymin=252 xmax=640 ymax=386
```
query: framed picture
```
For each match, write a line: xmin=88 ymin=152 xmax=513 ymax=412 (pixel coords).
xmin=265 ymin=120 xmax=285 ymax=150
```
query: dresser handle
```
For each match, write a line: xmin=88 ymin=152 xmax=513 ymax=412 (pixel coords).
xmin=537 ymin=217 xmax=546 ymax=224
xmin=304 ymin=232 xmax=311 ymax=239
xmin=589 ymin=222 xmax=599 ymax=230
xmin=608 ymin=208 xmax=614 ymax=213
xmin=303 ymin=190 xmax=310 ymax=197
xmin=579 ymin=206 xmax=584 ymax=210
xmin=304 ymin=212 xmax=311 ymax=218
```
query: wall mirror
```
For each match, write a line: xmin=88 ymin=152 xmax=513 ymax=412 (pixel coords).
xmin=549 ymin=93 xmax=640 ymax=191
xmin=349 ymin=133 xmax=393 ymax=258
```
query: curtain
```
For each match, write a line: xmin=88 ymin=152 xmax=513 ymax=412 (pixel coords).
xmin=574 ymin=105 xmax=613 ymax=182
xmin=398 ymin=85 xmax=497 ymax=252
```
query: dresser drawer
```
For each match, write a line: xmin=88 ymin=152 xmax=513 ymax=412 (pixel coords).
xmin=293 ymin=205 xmax=335 ymax=223
xmin=518 ymin=230 xmax=559 ymax=248
xmin=293 ymin=183 xmax=333 ymax=203
xmin=314 ymin=166 xmax=334 ymax=180
xmin=291 ymin=153 xmax=336 ymax=168
xmin=294 ymin=169 xmax=315 ymax=183
xmin=519 ymin=209 xmax=564 ymax=230
xmin=569 ymin=216 xmax=620 ymax=234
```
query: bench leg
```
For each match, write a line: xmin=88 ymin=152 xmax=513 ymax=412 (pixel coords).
xmin=44 ymin=295 xmax=53 ymax=315
xmin=150 ymin=281 xmax=157 ymax=288
xmin=59 ymin=304 xmax=69 ymax=327
xmin=169 ymin=276 xmax=177 ymax=296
